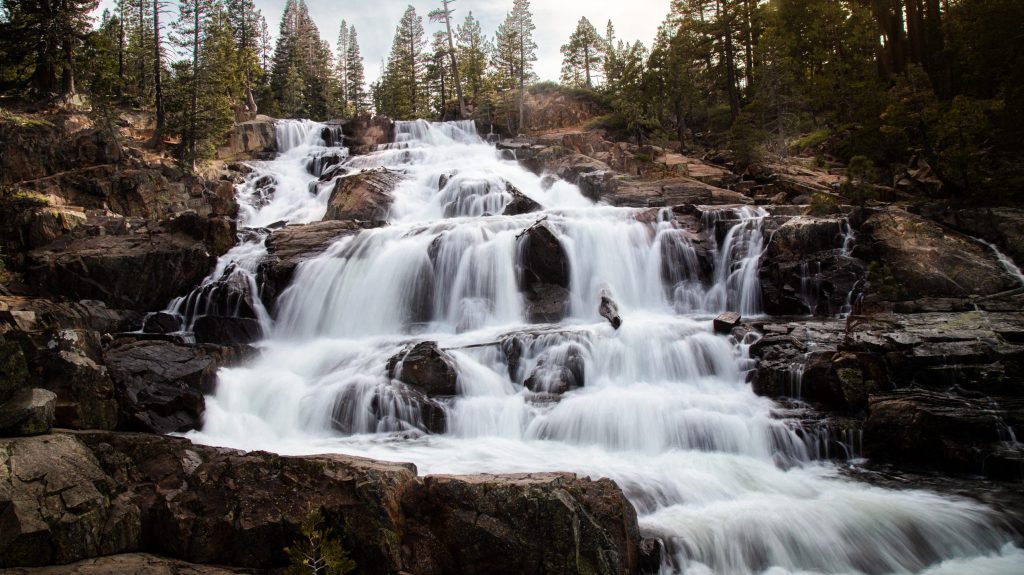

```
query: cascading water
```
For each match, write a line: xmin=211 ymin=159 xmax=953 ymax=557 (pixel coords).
xmin=188 ymin=119 xmax=1022 ymax=574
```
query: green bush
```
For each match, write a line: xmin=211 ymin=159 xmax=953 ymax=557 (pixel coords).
xmin=285 ymin=508 xmax=356 ymax=575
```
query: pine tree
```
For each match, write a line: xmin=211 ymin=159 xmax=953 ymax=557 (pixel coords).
xmin=560 ymin=17 xmax=604 ymax=88
xmin=0 ymin=0 xmax=100 ymax=95
xmin=380 ymin=5 xmax=427 ymax=119
xmin=336 ymin=20 xmax=349 ymax=110
xmin=345 ymin=26 xmax=367 ymax=115
xmin=428 ymin=0 xmax=466 ymax=118
xmin=426 ymin=30 xmax=454 ymax=119
xmin=456 ymin=11 xmax=488 ymax=106
xmin=494 ymin=0 xmax=536 ymax=132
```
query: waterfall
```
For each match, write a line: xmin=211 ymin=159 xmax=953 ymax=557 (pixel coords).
xmin=187 ymin=119 xmax=1022 ymax=574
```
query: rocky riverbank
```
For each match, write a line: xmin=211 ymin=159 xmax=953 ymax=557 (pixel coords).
xmin=2 ymin=106 xmax=1023 ymax=573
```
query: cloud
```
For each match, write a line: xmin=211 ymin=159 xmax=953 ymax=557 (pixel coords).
xmin=94 ymin=0 xmax=670 ymax=83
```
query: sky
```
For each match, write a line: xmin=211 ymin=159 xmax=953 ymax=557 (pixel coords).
xmin=94 ymin=0 xmax=671 ymax=83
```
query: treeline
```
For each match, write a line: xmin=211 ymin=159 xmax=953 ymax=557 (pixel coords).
xmin=372 ymin=0 xmax=538 ymax=132
xmin=565 ymin=0 xmax=1022 ymax=198
xmin=0 ymin=0 xmax=368 ymax=166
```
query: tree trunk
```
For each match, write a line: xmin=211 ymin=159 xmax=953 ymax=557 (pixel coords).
xmin=118 ymin=0 xmax=125 ymax=96
xmin=442 ymin=0 xmax=467 ymax=119
xmin=151 ymin=0 xmax=164 ymax=148
xmin=720 ymin=1 xmax=740 ymax=120
xmin=189 ymin=0 xmax=199 ymax=167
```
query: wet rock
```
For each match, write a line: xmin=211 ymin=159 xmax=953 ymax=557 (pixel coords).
xmin=192 ymin=316 xmax=262 ymax=346
xmin=401 ymin=472 xmax=641 ymax=575
xmin=104 ymin=339 xmax=250 ymax=433
xmin=0 ymin=388 xmax=56 ymax=435
xmin=517 ymin=222 xmax=571 ymax=323
xmin=523 ymin=344 xmax=586 ymax=395
xmin=501 ymin=182 xmax=542 ymax=216
xmin=0 ymin=434 xmax=140 ymax=567
xmin=332 ymin=383 xmax=447 ymax=435
xmin=216 ymin=117 xmax=276 ymax=160
xmin=517 ymin=222 xmax=569 ymax=289
xmin=387 ymin=342 xmax=459 ymax=397
xmin=935 ymin=206 xmax=1024 ymax=265
xmin=0 ymin=553 xmax=253 ymax=574
xmin=859 ymin=208 xmax=1017 ymax=301
xmin=864 ymin=390 xmax=1024 ymax=480
xmin=713 ymin=312 xmax=740 ymax=333
xmin=342 ymin=115 xmax=395 ymax=155
xmin=26 ymin=228 xmax=214 ymax=312
xmin=142 ymin=311 xmax=182 ymax=334
xmin=257 ymin=220 xmax=366 ymax=310
xmin=600 ymin=292 xmax=622 ymax=329
xmin=639 ymin=537 xmax=665 ymax=574
xmin=324 ymin=168 xmax=403 ymax=223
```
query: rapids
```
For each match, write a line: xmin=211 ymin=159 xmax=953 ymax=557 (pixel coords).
xmin=186 ymin=119 xmax=1023 ymax=574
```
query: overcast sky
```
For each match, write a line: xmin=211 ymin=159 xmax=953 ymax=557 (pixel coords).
xmin=94 ymin=0 xmax=671 ymax=82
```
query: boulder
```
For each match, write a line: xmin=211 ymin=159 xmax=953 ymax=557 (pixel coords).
xmin=517 ymin=222 xmax=569 ymax=289
xmin=523 ymin=344 xmax=586 ymax=395
xmin=602 ymin=176 xmax=752 ymax=208
xmin=258 ymin=220 xmax=366 ymax=309
xmin=502 ymin=182 xmax=542 ymax=216
xmin=936 ymin=206 xmax=1024 ymax=266
xmin=192 ymin=316 xmax=262 ymax=346
xmin=712 ymin=312 xmax=740 ymax=333
xmin=600 ymin=292 xmax=622 ymax=329
xmin=517 ymin=222 xmax=570 ymax=323
xmin=17 ymin=329 xmax=118 ymax=430
xmin=142 ymin=312 xmax=183 ymax=334
xmin=0 ymin=388 xmax=56 ymax=436
xmin=859 ymin=208 xmax=1017 ymax=301
xmin=331 ymin=381 xmax=447 ymax=435
xmin=26 ymin=227 xmax=214 ymax=312
xmin=103 ymin=339 xmax=250 ymax=433
xmin=401 ymin=473 xmax=641 ymax=575
xmin=387 ymin=342 xmax=459 ymax=397
xmin=324 ymin=168 xmax=403 ymax=223
xmin=164 ymin=212 xmax=237 ymax=259
xmin=342 ymin=115 xmax=395 ymax=155
xmin=76 ymin=431 xmax=414 ymax=572
xmin=864 ymin=390 xmax=1024 ymax=480
xmin=0 ymin=434 xmax=141 ymax=567
xmin=216 ymin=117 xmax=276 ymax=160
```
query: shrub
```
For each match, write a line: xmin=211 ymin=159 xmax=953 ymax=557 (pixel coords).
xmin=285 ymin=508 xmax=356 ymax=575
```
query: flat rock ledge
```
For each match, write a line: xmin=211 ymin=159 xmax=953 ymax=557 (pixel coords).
xmin=0 ymin=431 xmax=646 ymax=575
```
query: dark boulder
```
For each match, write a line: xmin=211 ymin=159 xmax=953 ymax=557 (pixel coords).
xmin=502 ymin=182 xmax=542 ymax=216
xmin=192 ymin=316 xmax=262 ymax=346
xmin=387 ymin=341 xmax=459 ymax=397
xmin=26 ymin=227 xmax=214 ymax=312
xmin=142 ymin=311 xmax=182 ymax=334
xmin=713 ymin=312 xmax=740 ymax=334
xmin=401 ymin=473 xmax=641 ymax=575
xmin=600 ymin=292 xmax=622 ymax=329
xmin=342 ymin=115 xmax=395 ymax=155
xmin=517 ymin=222 xmax=571 ymax=323
xmin=0 ymin=388 xmax=56 ymax=436
xmin=0 ymin=339 xmax=30 ymax=404
xmin=523 ymin=344 xmax=586 ymax=395
xmin=103 ymin=339 xmax=251 ymax=433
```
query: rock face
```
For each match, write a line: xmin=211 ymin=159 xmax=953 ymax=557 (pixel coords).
xmin=1 ymin=431 xmax=644 ymax=573
xmin=258 ymin=220 xmax=367 ymax=309
xmin=402 ymin=473 xmax=640 ymax=575
xmin=0 ymin=388 xmax=56 ymax=435
xmin=103 ymin=339 xmax=250 ymax=433
xmin=759 ymin=216 xmax=864 ymax=316
xmin=387 ymin=341 xmax=459 ymax=397
xmin=936 ymin=206 xmax=1024 ymax=265
xmin=342 ymin=115 xmax=395 ymax=154
xmin=865 ymin=390 xmax=1024 ymax=480
xmin=0 ymin=434 xmax=141 ymax=567
xmin=26 ymin=227 xmax=214 ymax=311
xmin=216 ymin=117 xmax=276 ymax=160
xmin=517 ymin=222 xmax=570 ymax=323
xmin=859 ymin=208 xmax=1017 ymax=301
xmin=323 ymin=168 xmax=403 ymax=223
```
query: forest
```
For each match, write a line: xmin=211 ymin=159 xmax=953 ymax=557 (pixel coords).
xmin=1 ymin=0 xmax=1021 ymax=200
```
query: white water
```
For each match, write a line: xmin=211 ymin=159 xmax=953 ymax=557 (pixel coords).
xmin=188 ymin=119 xmax=1022 ymax=574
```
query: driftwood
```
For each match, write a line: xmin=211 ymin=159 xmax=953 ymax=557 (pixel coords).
xmin=514 ymin=215 xmax=549 ymax=240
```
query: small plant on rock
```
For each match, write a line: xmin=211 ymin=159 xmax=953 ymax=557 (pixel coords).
xmin=285 ymin=508 xmax=356 ymax=575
